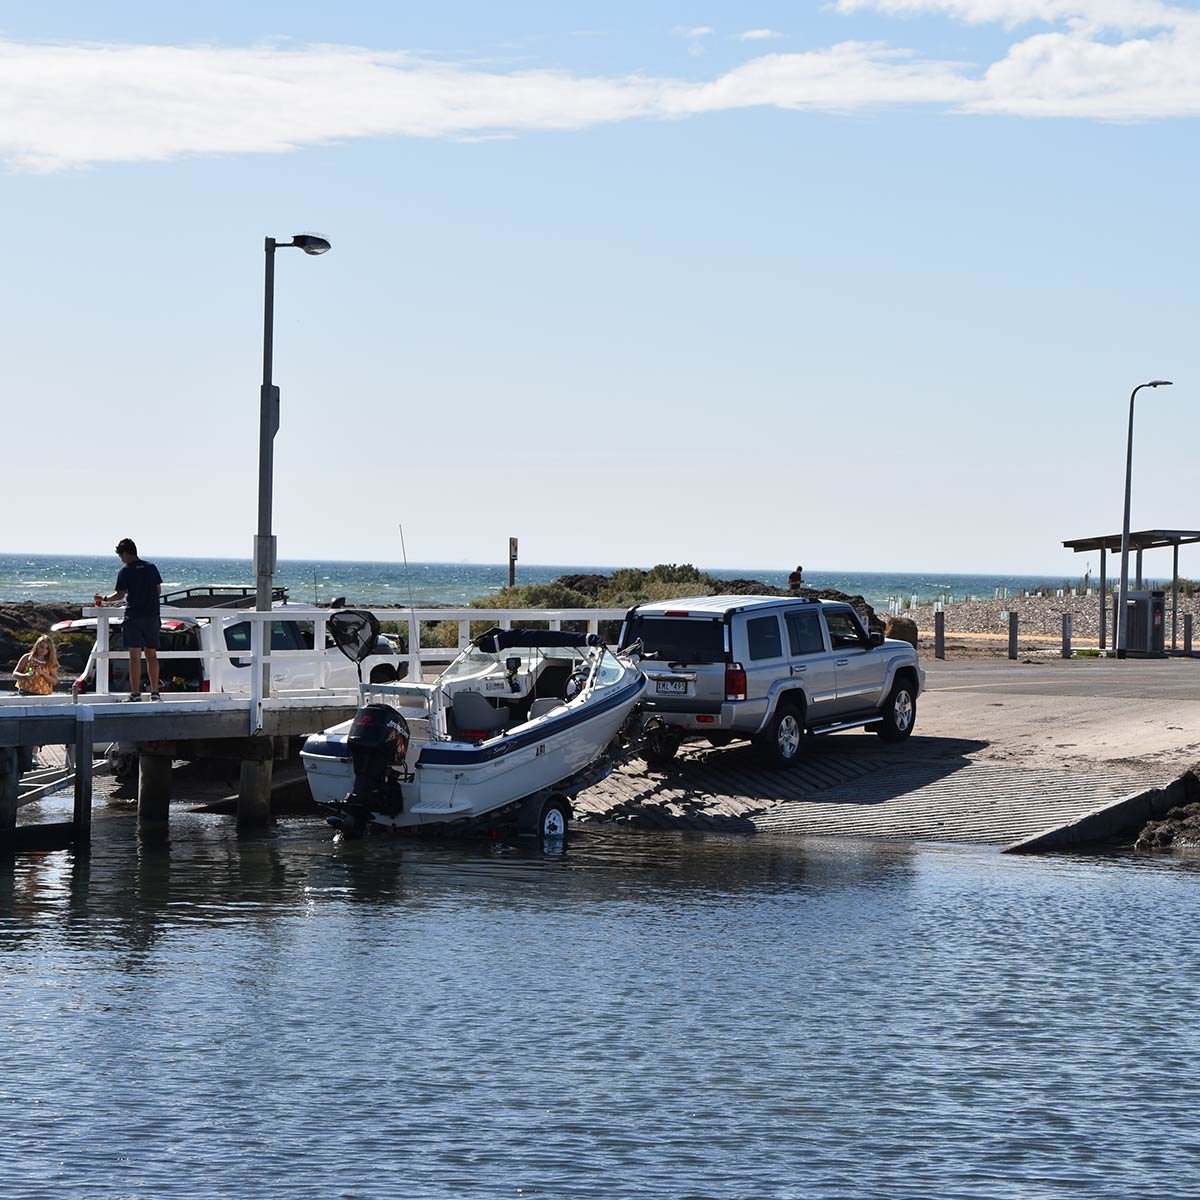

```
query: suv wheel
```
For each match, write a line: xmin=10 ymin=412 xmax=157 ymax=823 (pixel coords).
xmin=876 ymin=679 xmax=916 ymax=741
xmin=753 ymin=702 xmax=804 ymax=767
xmin=641 ymin=726 xmax=682 ymax=767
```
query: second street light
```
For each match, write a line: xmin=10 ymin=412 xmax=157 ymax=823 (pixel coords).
xmin=1115 ymin=378 xmax=1173 ymax=658
xmin=255 ymin=233 xmax=331 ymax=705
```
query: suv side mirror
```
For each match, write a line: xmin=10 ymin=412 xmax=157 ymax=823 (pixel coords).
xmin=869 ymin=630 xmax=885 ymax=647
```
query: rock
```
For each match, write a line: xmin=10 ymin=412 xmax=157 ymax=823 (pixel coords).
xmin=556 ymin=574 xmax=611 ymax=600
xmin=711 ymin=578 xmax=790 ymax=597
xmin=885 ymin=615 xmax=919 ymax=647
xmin=792 ymin=588 xmax=883 ymax=633
xmin=0 ymin=601 xmax=82 ymax=672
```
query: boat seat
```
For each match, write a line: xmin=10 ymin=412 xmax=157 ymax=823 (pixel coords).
xmin=451 ymin=689 xmax=509 ymax=738
xmin=528 ymin=697 xmax=565 ymax=721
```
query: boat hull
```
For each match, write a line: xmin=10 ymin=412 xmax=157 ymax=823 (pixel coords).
xmin=302 ymin=673 xmax=644 ymax=830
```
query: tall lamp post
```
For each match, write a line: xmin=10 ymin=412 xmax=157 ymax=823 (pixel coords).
xmin=1116 ymin=378 xmax=1172 ymax=658
xmin=256 ymin=233 xmax=331 ymax=700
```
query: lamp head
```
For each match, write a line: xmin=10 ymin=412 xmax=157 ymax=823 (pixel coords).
xmin=291 ymin=233 xmax=331 ymax=256
xmin=1149 ymin=379 xmax=1173 ymax=387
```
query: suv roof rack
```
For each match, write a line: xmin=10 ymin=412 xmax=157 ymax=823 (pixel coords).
xmin=161 ymin=585 xmax=289 ymax=610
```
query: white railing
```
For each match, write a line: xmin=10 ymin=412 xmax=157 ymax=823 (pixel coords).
xmin=82 ymin=606 xmax=628 ymax=732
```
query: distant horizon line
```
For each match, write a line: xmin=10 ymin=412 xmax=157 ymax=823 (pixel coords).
xmin=0 ymin=549 xmax=1116 ymax=580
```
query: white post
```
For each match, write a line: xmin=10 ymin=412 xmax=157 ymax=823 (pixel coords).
xmin=314 ymin=614 xmax=329 ymax=689
xmin=458 ymin=620 xmax=470 ymax=649
xmin=249 ymin=612 xmax=265 ymax=733
xmin=96 ymin=610 xmax=111 ymax=696
xmin=208 ymin=616 xmax=224 ymax=695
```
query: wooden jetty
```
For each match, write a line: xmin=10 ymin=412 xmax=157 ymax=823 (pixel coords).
xmin=0 ymin=693 xmax=357 ymax=851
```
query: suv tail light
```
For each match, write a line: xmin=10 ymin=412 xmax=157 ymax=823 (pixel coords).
xmin=725 ymin=663 xmax=746 ymax=701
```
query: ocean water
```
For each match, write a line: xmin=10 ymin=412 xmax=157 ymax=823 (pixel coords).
xmin=0 ymin=552 xmax=1109 ymax=609
xmin=2 ymin=816 xmax=1198 ymax=1199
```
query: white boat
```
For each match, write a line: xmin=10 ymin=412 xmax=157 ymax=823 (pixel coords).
xmin=302 ymin=622 xmax=646 ymax=838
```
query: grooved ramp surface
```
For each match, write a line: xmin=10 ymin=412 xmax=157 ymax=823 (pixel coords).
xmin=575 ymin=737 xmax=1140 ymax=845
xmin=749 ymin=762 xmax=1136 ymax=844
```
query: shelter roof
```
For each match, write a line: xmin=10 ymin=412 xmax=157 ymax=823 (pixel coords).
xmin=1062 ymin=529 xmax=1200 ymax=553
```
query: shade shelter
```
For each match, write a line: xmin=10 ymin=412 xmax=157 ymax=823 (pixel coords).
xmin=1062 ymin=529 xmax=1200 ymax=652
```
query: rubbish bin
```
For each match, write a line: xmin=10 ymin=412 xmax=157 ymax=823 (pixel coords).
xmin=1115 ymin=589 xmax=1167 ymax=657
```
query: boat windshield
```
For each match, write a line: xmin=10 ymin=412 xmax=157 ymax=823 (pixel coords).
xmin=590 ymin=648 xmax=627 ymax=691
xmin=437 ymin=642 xmax=626 ymax=696
xmin=438 ymin=643 xmax=588 ymax=688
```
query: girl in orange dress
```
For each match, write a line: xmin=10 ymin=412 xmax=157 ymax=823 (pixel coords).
xmin=14 ymin=635 xmax=59 ymax=696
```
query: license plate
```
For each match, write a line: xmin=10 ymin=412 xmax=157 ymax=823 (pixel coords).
xmin=656 ymin=679 xmax=688 ymax=695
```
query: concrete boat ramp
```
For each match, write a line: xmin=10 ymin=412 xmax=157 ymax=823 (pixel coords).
xmin=577 ymin=656 xmax=1200 ymax=849
xmin=575 ymin=739 xmax=1141 ymax=846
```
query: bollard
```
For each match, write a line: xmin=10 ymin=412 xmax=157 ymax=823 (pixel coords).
xmin=1008 ymin=611 xmax=1019 ymax=660
xmin=1061 ymin=612 xmax=1072 ymax=659
xmin=1186 ymin=613 xmax=1194 ymax=656
xmin=935 ymin=610 xmax=945 ymax=660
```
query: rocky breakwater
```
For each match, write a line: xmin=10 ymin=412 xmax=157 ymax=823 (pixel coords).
xmin=0 ymin=601 xmax=87 ymax=679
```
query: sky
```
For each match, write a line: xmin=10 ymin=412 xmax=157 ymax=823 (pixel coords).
xmin=1 ymin=0 xmax=1197 ymax=576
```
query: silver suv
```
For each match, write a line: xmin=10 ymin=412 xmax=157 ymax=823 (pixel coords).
xmin=620 ymin=595 xmax=925 ymax=766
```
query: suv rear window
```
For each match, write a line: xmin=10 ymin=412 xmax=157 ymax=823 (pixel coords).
xmin=746 ymin=615 xmax=783 ymax=660
xmin=624 ymin=616 xmax=725 ymax=664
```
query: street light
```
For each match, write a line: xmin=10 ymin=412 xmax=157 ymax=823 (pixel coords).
xmin=255 ymin=233 xmax=331 ymax=700
xmin=1116 ymin=378 xmax=1173 ymax=658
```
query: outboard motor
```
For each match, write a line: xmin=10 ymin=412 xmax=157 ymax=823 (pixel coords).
xmin=335 ymin=703 xmax=410 ymax=835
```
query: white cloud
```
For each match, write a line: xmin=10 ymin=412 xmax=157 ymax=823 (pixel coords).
xmin=833 ymin=0 xmax=1180 ymax=32
xmin=735 ymin=29 xmax=786 ymax=40
xmin=673 ymin=25 xmax=715 ymax=37
xmin=2 ymin=7 xmax=1200 ymax=172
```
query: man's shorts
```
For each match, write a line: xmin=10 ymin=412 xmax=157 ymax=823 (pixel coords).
xmin=122 ymin=615 xmax=161 ymax=650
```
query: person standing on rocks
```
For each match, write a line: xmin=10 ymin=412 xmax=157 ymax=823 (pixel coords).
xmin=94 ymin=538 xmax=163 ymax=701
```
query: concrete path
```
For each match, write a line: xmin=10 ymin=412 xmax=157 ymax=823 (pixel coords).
xmin=576 ymin=657 xmax=1200 ymax=844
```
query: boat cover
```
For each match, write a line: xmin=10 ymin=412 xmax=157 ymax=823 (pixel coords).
xmin=473 ymin=627 xmax=602 ymax=653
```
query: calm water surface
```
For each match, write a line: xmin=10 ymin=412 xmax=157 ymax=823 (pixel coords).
xmin=2 ymin=810 xmax=1199 ymax=1199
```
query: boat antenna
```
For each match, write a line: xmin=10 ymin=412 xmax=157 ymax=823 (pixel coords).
xmin=399 ymin=524 xmax=420 ymax=678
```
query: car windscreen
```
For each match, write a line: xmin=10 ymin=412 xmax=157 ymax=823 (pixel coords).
xmin=624 ymin=616 xmax=725 ymax=663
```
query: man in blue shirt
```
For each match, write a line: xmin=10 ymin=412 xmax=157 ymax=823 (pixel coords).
xmin=94 ymin=538 xmax=163 ymax=701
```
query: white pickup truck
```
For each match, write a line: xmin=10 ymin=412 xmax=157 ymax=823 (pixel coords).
xmin=621 ymin=594 xmax=924 ymax=766
xmin=58 ymin=586 xmax=400 ymax=696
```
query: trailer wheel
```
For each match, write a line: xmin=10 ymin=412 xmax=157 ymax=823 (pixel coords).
xmin=519 ymin=794 xmax=570 ymax=840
